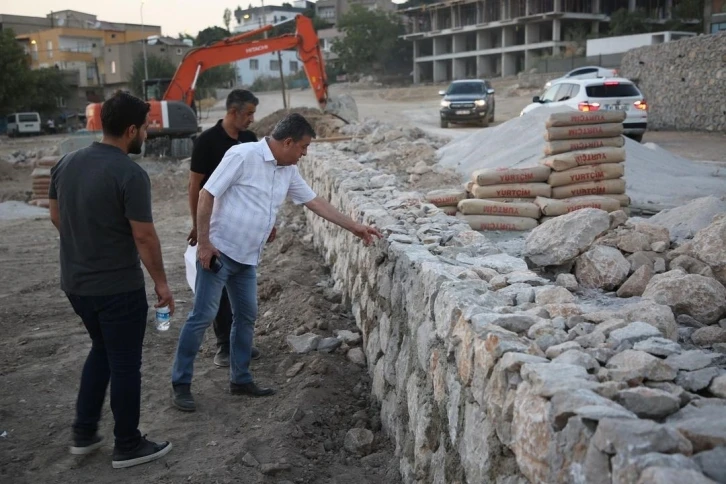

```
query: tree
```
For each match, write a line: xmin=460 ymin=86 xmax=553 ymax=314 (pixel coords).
xmin=331 ymin=5 xmax=411 ymax=76
xmin=234 ymin=5 xmax=244 ymax=25
xmin=0 ymin=29 xmax=32 ymax=115
xmin=608 ymin=8 xmax=651 ymax=36
xmin=128 ymin=54 xmax=177 ymax=97
xmin=196 ymin=26 xmax=231 ymax=46
xmin=223 ymin=8 xmax=232 ymax=31
xmin=26 ymin=68 xmax=71 ymax=116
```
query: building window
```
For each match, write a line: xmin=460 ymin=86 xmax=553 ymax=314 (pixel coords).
xmin=250 ymin=59 xmax=259 ymax=70
xmin=289 ymin=60 xmax=299 ymax=72
xmin=176 ymin=48 xmax=183 ymax=55
xmin=712 ymin=22 xmax=726 ymax=33
xmin=87 ymin=63 xmax=97 ymax=81
xmin=111 ymin=61 xmax=116 ymax=74
xmin=270 ymin=59 xmax=280 ymax=71
xmin=56 ymin=97 xmax=66 ymax=108
xmin=47 ymin=40 xmax=53 ymax=58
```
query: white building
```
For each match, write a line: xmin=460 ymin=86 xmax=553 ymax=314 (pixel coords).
xmin=232 ymin=4 xmax=307 ymax=34
xmin=235 ymin=50 xmax=302 ymax=86
xmin=586 ymin=31 xmax=696 ymax=56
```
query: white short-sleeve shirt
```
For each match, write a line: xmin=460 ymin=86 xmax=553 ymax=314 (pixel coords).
xmin=204 ymin=137 xmax=316 ymax=266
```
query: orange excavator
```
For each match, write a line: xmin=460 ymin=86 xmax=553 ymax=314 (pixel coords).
xmin=85 ymin=14 xmax=356 ymax=138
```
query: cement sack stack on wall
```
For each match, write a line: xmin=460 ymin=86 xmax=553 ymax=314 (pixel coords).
xmin=424 ymin=188 xmax=467 ymax=216
xmin=456 ymin=166 xmax=551 ymax=231
xmin=538 ymin=111 xmax=630 ymax=222
xmin=620 ymin=31 xmax=726 ymax=132
xmin=29 ymin=156 xmax=57 ymax=208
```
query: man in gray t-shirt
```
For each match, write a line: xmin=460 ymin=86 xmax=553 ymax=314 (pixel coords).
xmin=49 ymin=90 xmax=174 ymax=469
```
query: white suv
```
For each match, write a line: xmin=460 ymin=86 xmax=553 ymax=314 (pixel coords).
xmin=520 ymin=77 xmax=648 ymax=142
xmin=543 ymin=66 xmax=619 ymax=90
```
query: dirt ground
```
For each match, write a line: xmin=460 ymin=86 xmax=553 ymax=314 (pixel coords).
xmin=0 ymin=157 xmax=401 ymax=483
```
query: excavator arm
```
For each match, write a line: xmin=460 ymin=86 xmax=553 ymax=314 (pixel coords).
xmin=163 ymin=14 xmax=329 ymax=110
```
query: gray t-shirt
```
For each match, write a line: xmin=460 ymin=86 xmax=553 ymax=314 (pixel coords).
xmin=49 ymin=142 xmax=153 ymax=296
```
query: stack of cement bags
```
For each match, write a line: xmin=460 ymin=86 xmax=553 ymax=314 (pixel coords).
xmin=536 ymin=111 xmax=630 ymax=221
xmin=425 ymin=188 xmax=468 ymax=216
xmin=29 ymin=157 xmax=57 ymax=208
xmin=455 ymin=166 xmax=552 ymax=231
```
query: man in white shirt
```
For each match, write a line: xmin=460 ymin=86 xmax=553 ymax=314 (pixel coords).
xmin=171 ymin=113 xmax=382 ymax=412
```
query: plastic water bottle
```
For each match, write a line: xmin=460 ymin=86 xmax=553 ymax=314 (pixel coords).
xmin=155 ymin=306 xmax=171 ymax=331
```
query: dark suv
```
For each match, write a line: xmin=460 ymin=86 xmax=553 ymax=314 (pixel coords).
xmin=439 ymin=79 xmax=496 ymax=128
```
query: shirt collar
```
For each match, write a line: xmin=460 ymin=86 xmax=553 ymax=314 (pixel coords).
xmin=262 ymin=137 xmax=278 ymax=166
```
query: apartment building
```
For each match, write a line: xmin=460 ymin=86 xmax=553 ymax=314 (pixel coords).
xmin=231 ymin=3 xmax=309 ymax=33
xmin=400 ymin=0 xmax=695 ymax=83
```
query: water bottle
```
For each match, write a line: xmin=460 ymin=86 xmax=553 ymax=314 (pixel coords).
xmin=155 ymin=306 xmax=171 ymax=331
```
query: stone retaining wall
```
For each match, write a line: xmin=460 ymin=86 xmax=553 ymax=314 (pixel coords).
xmin=298 ymin=134 xmax=726 ymax=484
xmin=515 ymin=71 xmax=566 ymax=90
xmin=620 ymin=32 xmax=726 ymax=132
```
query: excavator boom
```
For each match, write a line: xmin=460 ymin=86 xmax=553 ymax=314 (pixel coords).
xmin=164 ymin=15 xmax=329 ymax=110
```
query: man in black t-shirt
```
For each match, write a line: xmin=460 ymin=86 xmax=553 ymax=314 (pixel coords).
xmin=187 ymin=89 xmax=270 ymax=367
xmin=49 ymin=91 xmax=173 ymax=468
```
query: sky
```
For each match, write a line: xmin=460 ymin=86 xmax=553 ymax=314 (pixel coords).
xmin=4 ymin=0 xmax=405 ymax=38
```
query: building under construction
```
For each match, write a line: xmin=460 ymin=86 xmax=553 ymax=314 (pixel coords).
xmin=399 ymin=0 xmax=696 ymax=82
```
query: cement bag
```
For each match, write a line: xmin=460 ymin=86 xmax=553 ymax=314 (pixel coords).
xmin=551 ymin=179 xmax=626 ymax=199
xmin=472 ymin=183 xmax=551 ymax=199
xmin=457 ymin=214 xmax=539 ymax=231
xmin=474 ymin=197 xmax=536 ymax=203
xmin=185 ymin=244 xmax=198 ymax=293
xmin=602 ymin=193 xmax=631 ymax=207
xmin=545 ymin=111 xmax=626 ymax=128
xmin=472 ymin=165 xmax=551 ymax=186
xmin=458 ymin=199 xmax=541 ymax=219
xmin=440 ymin=206 xmax=458 ymax=216
xmin=547 ymin=163 xmax=625 ymax=187
xmin=464 ymin=181 xmax=475 ymax=194
xmin=540 ymin=147 xmax=626 ymax=171
xmin=426 ymin=188 xmax=467 ymax=207
xmin=544 ymin=136 xmax=624 ymax=156
xmin=535 ymin=195 xmax=621 ymax=216
xmin=544 ymin=123 xmax=624 ymax=142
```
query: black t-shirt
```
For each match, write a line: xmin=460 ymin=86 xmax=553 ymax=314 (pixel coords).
xmin=49 ymin=142 xmax=153 ymax=296
xmin=190 ymin=120 xmax=258 ymax=188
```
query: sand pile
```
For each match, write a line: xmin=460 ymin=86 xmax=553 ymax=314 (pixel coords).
xmin=250 ymin=107 xmax=345 ymax=139
xmin=437 ymin=106 xmax=726 ymax=211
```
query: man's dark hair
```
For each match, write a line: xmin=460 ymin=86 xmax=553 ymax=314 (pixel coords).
xmin=100 ymin=90 xmax=151 ymax=137
xmin=271 ymin=113 xmax=316 ymax=142
xmin=226 ymin=89 xmax=259 ymax=111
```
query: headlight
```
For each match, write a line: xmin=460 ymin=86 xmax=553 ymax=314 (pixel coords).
xmin=440 ymin=100 xmax=451 ymax=108
xmin=474 ymin=99 xmax=486 ymax=107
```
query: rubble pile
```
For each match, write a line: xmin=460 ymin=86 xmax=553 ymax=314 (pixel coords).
xmin=249 ymin=107 xmax=346 ymax=139
xmin=296 ymin=133 xmax=726 ymax=483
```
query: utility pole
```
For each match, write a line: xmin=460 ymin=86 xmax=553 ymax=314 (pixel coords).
xmin=141 ymin=0 xmax=149 ymax=82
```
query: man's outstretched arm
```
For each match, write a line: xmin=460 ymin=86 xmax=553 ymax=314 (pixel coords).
xmin=304 ymin=196 xmax=382 ymax=246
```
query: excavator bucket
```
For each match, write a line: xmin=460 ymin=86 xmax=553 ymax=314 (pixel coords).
xmin=323 ymin=93 xmax=359 ymax=125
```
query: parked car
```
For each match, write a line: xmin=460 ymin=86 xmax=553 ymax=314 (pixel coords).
xmin=520 ymin=77 xmax=648 ymax=142
xmin=543 ymin=66 xmax=619 ymax=90
xmin=439 ymin=79 xmax=496 ymax=128
xmin=6 ymin=112 xmax=41 ymax=137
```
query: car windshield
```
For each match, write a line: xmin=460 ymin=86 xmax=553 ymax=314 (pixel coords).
xmin=586 ymin=83 xmax=640 ymax=97
xmin=447 ymin=82 xmax=485 ymax=95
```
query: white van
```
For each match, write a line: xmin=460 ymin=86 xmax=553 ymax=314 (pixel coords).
xmin=7 ymin=112 xmax=41 ymax=137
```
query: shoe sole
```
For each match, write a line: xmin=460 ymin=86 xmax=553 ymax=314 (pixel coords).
xmin=112 ymin=442 xmax=173 ymax=469
xmin=69 ymin=437 xmax=104 ymax=455
xmin=213 ymin=360 xmax=230 ymax=368
xmin=171 ymin=398 xmax=196 ymax=412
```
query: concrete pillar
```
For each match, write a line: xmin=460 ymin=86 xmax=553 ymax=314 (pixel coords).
xmin=434 ymin=60 xmax=447 ymax=82
xmin=554 ymin=0 xmax=561 ymax=12
xmin=453 ymin=58 xmax=466 ymax=79
xmin=552 ymin=19 xmax=561 ymax=42
xmin=628 ymin=0 xmax=636 ymax=12
xmin=593 ymin=0 xmax=601 ymax=13
xmin=502 ymin=52 xmax=516 ymax=76
xmin=413 ymin=40 xmax=419 ymax=59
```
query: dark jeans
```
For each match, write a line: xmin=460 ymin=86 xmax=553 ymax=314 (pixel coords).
xmin=66 ymin=288 xmax=147 ymax=452
xmin=213 ymin=287 xmax=232 ymax=350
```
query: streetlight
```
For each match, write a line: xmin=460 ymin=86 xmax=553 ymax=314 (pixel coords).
xmin=141 ymin=0 xmax=148 ymax=81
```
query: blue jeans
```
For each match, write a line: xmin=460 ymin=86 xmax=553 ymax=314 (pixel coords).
xmin=66 ymin=288 xmax=147 ymax=452
xmin=171 ymin=251 xmax=257 ymax=386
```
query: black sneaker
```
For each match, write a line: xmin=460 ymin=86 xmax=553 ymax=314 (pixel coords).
xmin=70 ymin=433 xmax=104 ymax=455
xmin=230 ymin=381 xmax=276 ymax=397
xmin=171 ymin=384 xmax=196 ymax=412
xmin=112 ymin=435 xmax=172 ymax=469
xmin=251 ymin=346 xmax=261 ymax=360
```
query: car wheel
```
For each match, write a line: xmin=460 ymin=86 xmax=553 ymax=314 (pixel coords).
xmin=489 ymin=110 xmax=495 ymax=123
xmin=440 ymin=119 xmax=448 ymax=129
xmin=629 ymin=134 xmax=644 ymax=143
xmin=479 ymin=118 xmax=489 ymax=128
